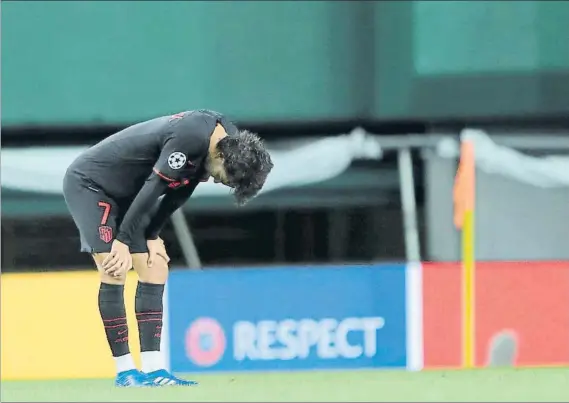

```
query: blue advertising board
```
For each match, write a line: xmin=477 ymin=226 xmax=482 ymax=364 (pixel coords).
xmin=167 ymin=264 xmax=407 ymax=373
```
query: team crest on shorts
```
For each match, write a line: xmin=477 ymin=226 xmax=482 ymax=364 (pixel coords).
xmin=99 ymin=226 xmax=113 ymax=243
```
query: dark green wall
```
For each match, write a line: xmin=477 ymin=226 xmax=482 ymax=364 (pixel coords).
xmin=3 ymin=1 xmax=568 ymax=126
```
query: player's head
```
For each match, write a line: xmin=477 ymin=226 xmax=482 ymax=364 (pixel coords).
xmin=209 ymin=130 xmax=273 ymax=205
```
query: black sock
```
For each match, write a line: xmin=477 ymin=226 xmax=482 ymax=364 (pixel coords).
xmin=98 ymin=283 xmax=130 ymax=357
xmin=135 ymin=282 xmax=165 ymax=352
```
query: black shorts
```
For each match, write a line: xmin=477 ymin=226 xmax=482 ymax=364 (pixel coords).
xmin=63 ymin=171 xmax=154 ymax=254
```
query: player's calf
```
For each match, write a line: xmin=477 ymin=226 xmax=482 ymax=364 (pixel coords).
xmin=98 ymin=283 xmax=137 ymax=372
xmin=132 ymin=253 xmax=168 ymax=374
xmin=93 ymin=253 xmax=137 ymax=376
xmin=132 ymin=253 xmax=198 ymax=386
xmin=136 ymin=281 xmax=165 ymax=372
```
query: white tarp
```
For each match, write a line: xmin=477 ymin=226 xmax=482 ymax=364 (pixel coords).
xmin=1 ymin=128 xmax=383 ymax=196
xmin=436 ymin=129 xmax=569 ymax=188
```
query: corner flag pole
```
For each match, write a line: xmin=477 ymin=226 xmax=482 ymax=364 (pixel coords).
xmin=453 ymin=140 xmax=476 ymax=368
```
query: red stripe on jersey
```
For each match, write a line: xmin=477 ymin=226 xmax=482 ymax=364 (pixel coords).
xmin=153 ymin=168 xmax=176 ymax=182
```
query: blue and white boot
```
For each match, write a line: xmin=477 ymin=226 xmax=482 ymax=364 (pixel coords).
xmin=145 ymin=369 xmax=198 ymax=386
xmin=115 ymin=369 xmax=153 ymax=387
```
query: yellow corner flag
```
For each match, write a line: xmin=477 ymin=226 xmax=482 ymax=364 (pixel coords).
xmin=453 ymin=140 xmax=476 ymax=368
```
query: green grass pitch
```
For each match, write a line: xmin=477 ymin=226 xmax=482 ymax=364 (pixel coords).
xmin=2 ymin=367 xmax=568 ymax=402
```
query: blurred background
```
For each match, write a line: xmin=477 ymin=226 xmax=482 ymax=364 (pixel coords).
xmin=2 ymin=1 xmax=569 ymax=395
xmin=3 ymin=0 xmax=568 ymax=271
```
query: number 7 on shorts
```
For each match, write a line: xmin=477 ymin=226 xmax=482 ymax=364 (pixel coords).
xmin=97 ymin=201 xmax=113 ymax=243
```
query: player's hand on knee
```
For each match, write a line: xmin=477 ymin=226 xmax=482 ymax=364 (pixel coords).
xmin=147 ymin=237 xmax=170 ymax=268
xmin=103 ymin=240 xmax=132 ymax=277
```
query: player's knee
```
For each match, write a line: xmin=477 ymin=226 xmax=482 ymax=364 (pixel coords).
xmin=92 ymin=253 xmax=127 ymax=285
xmin=100 ymin=271 xmax=126 ymax=285
xmin=132 ymin=253 xmax=169 ymax=284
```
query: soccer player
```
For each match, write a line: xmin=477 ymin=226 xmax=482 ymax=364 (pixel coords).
xmin=63 ymin=110 xmax=273 ymax=387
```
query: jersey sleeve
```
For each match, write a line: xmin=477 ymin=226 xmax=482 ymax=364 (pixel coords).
xmin=116 ymin=174 xmax=169 ymax=246
xmin=145 ymin=182 xmax=200 ymax=240
xmin=152 ymin=112 xmax=212 ymax=182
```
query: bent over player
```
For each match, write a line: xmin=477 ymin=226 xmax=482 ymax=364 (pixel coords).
xmin=63 ymin=110 xmax=273 ymax=387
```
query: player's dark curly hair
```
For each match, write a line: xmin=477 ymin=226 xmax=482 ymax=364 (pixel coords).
xmin=216 ymin=130 xmax=274 ymax=206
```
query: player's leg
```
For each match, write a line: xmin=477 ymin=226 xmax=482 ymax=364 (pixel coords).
xmin=91 ymin=254 xmax=137 ymax=374
xmin=131 ymin=251 xmax=197 ymax=386
xmin=63 ymin=174 xmax=150 ymax=387
xmin=132 ymin=253 xmax=167 ymax=372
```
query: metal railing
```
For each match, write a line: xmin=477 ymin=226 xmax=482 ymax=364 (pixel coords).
xmin=171 ymin=132 xmax=569 ymax=269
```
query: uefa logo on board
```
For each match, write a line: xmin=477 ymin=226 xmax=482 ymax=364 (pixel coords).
xmin=185 ymin=317 xmax=227 ymax=367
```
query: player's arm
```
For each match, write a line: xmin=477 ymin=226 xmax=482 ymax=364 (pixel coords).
xmin=115 ymin=175 xmax=169 ymax=246
xmin=117 ymin=112 xmax=211 ymax=246
xmin=145 ymin=182 xmax=200 ymax=240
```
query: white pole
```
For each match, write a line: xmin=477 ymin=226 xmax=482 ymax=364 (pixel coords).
xmin=171 ymin=209 xmax=202 ymax=269
xmin=397 ymin=148 xmax=421 ymax=262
